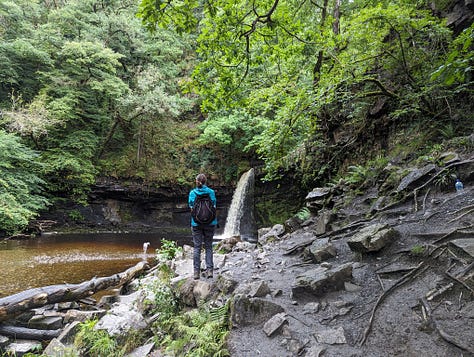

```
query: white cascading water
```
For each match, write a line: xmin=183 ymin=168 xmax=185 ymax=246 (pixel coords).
xmin=222 ymin=168 xmax=255 ymax=240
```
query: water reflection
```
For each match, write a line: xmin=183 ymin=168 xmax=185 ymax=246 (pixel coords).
xmin=0 ymin=231 xmax=188 ymax=298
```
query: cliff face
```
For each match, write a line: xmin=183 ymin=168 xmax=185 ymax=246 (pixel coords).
xmin=432 ymin=0 xmax=474 ymax=34
xmin=38 ymin=179 xmax=235 ymax=233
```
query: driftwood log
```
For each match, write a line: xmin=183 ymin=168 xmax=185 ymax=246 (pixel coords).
xmin=0 ymin=260 xmax=148 ymax=323
xmin=0 ymin=325 xmax=61 ymax=340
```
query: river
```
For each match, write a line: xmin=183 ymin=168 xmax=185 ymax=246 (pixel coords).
xmin=0 ymin=230 xmax=191 ymax=298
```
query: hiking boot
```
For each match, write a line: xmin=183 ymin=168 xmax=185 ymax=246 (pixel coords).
xmin=193 ymin=271 xmax=200 ymax=280
xmin=205 ymin=269 xmax=213 ymax=279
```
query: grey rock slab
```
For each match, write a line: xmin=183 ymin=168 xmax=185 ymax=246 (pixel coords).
xmin=28 ymin=315 xmax=63 ymax=330
xmin=396 ymin=164 xmax=436 ymax=192
xmin=314 ymin=326 xmax=347 ymax=344
xmin=305 ymin=238 xmax=337 ymax=263
xmin=6 ymin=340 xmax=43 ymax=356
xmin=262 ymin=312 xmax=288 ymax=337
xmin=125 ymin=342 xmax=155 ymax=357
xmin=43 ymin=338 xmax=74 ymax=357
xmin=450 ymin=238 xmax=474 ymax=258
xmin=347 ymin=223 xmax=399 ymax=253
xmin=231 ymin=296 xmax=285 ymax=326
xmin=0 ymin=335 xmax=9 ymax=348
xmin=291 ymin=263 xmax=353 ymax=298
xmin=95 ymin=304 xmax=147 ymax=337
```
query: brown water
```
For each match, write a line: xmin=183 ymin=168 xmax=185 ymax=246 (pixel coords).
xmin=0 ymin=231 xmax=189 ymax=298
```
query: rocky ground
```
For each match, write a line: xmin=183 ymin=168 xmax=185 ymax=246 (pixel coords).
xmin=220 ymin=178 xmax=474 ymax=356
xmin=2 ymin=154 xmax=473 ymax=357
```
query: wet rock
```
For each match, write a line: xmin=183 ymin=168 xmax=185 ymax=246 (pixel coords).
xmin=396 ymin=164 xmax=436 ymax=192
xmin=450 ymin=238 xmax=474 ymax=258
xmin=0 ymin=335 xmax=9 ymax=348
xmin=263 ymin=312 xmax=288 ymax=337
xmin=215 ymin=236 xmax=241 ymax=253
xmin=305 ymin=187 xmax=332 ymax=213
xmin=43 ymin=338 xmax=69 ymax=356
xmin=125 ymin=342 xmax=155 ymax=357
xmin=304 ymin=238 xmax=337 ymax=263
xmin=57 ymin=321 xmax=81 ymax=344
xmin=305 ymin=345 xmax=326 ymax=357
xmin=344 ymin=281 xmax=362 ymax=292
xmin=63 ymin=309 xmax=106 ymax=324
xmin=303 ymin=302 xmax=320 ymax=314
xmin=439 ymin=151 xmax=460 ymax=165
xmin=28 ymin=315 xmax=63 ymax=330
xmin=215 ymin=274 xmax=238 ymax=294
xmin=370 ymin=196 xmax=388 ymax=213
xmin=193 ymin=280 xmax=212 ymax=304
xmin=231 ymin=296 xmax=284 ymax=326
xmin=234 ymin=281 xmax=271 ymax=298
xmin=5 ymin=340 xmax=43 ymax=356
xmin=174 ymin=277 xmax=197 ymax=307
xmin=259 ymin=224 xmax=286 ymax=244
xmin=313 ymin=210 xmax=335 ymax=235
xmin=314 ymin=326 xmax=347 ymax=344
xmin=94 ymin=303 xmax=147 ymax=336
xmin=285 ymin=216 xmax=304 ymax=233
xmin=291 ymin=263 xmax=353 ymax=298
xmin=347 ymin=223 xmax=399 ymax=253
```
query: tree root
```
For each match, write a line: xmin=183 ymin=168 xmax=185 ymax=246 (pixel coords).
xmin=359 ymin=246 xmax=448 ymax=346
xmin=419 ymin=297 xmax=474 ymax=354
xmin=379 ymin=158 xmax=474 ymax=214
xmin=447 ymin=207 xmax=474 ymax=224
xmin=358 ymin=261 xmax=429 ymax=346
xmin=432 ymin=224 xmax=474 ymax=244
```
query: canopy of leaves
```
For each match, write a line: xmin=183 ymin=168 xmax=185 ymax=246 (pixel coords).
xmin=0 ymin=130 xmax=49 ymax=235
xmin=1 ymin=0 xmax=199 ymax=205
xmin=139 ymin=0 xmax=473 ymax=184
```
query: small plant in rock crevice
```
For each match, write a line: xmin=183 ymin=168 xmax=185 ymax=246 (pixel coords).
xmin=156 ymin=238 xmax=183 ymax=262
xmin=74 ymin=319 xmax=121 ymax=357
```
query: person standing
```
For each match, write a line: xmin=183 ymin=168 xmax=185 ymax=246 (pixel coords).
xmin=188 ymin=173 xmax=217 ymax=279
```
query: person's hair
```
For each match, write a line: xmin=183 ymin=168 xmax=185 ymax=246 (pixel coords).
xmin=195 ymin=173 xmax=207 ymax=188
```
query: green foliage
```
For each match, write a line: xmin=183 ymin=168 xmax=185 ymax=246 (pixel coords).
xmin=68 ymin=209 xmax=85 ymax=222
xmin=0 ymin=130 xmax=49 ymax=235
xmin=74 ymin=319 xmax=121 ymax=357
xmin=159 ymin=304 xmax=230 ymax=357
xmin=410 ymin=244 xmax=425 ymax=255
xmin=157 ymin=239 xmax=183 ymax=262
xmin=139 ymin=0 xmax=472 ymax=186
xmin=142 ymin=279 xmax=179 ymax=324
xmin=295 ymin=207 xmax=311 ymax=221
xmin=431 ymin=23 xmax=474 ymax=87
xmin=338 ymin=156 xmax=389 ymax=190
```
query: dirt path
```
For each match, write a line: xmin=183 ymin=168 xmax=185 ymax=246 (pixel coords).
xmin=223 ymin=188 xmax=474 ymax=357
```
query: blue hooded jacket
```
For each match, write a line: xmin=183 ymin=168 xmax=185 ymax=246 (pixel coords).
xmin=188 ymin=185 xmax=217 ymax=226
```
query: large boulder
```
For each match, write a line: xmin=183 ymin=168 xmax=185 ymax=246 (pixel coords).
xmin=347 ymin=223 xmax=399 ymax=253
xmin=304 ymin=238 xmax=337 ymax=263
xmin=231 ymin=296 xmax=284 ymax=327
xmin=291 ymin=263 xmax=353 ymax=299
xmin=305 ymin=187 xmax=332 ymax=213
xmin=396 ymin=164 xmax=436 ymax=192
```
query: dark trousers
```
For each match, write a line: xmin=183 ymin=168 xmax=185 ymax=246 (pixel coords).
xmin=192 ymin=225 xmax=215 ymax=272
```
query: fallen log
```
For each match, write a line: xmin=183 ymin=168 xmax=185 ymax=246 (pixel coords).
xmin=0 ymin=325 xmax=60 ymax=340
xmin=0 ymin=260 xmax=148 ymax=322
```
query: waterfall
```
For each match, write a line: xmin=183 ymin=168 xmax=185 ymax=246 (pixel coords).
xmin=221 ymin=168 xmax=257 ymax=242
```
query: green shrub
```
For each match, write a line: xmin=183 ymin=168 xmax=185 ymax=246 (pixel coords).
xmin=74 ymin=319 xmax=120 ymax=357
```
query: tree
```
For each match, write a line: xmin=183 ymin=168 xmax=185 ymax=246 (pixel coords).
xmin=0 ymin=130 xmax=49 ymax=235
xmin=138 ymin=0 xmax=471 ymax=184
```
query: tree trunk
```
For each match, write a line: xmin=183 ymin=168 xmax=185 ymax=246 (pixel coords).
xmin=0 ymin=261 xmax=148 ymax=322
xmin=0 ymin=325 xmax=61 ymax=340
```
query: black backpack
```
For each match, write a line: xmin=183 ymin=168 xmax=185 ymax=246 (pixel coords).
xmin=192 ymin=193 xmax=216 ymax=225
